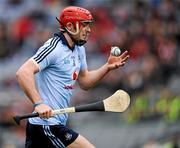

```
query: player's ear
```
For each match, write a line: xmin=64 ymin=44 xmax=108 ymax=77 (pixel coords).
xmin=66 ymin=22 xmax=74 ymax=30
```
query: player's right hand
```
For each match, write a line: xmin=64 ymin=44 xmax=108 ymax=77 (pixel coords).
xmin=34 ymin=104 xmax=53 ymax=118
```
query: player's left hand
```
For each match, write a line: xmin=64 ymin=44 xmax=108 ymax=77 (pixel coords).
xmin=107 ymin=50 xmax=129 ymax=70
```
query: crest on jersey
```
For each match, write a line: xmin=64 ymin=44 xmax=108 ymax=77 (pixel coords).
xmin=72 ymin=71 xmax=77 ymax=80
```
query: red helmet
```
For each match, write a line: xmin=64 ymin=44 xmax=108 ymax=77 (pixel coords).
xmin=59 ymin=6 xmax=93 ymax=30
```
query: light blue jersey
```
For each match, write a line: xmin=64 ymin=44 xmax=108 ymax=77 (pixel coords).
xmin=29 ymin=32 xmax=87 ymax=125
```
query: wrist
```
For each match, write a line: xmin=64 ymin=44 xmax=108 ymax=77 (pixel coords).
xmin=33 ymin=101 xmax=44 ymax=108
xmin=104 ymin=63 xmax=110 ymax=72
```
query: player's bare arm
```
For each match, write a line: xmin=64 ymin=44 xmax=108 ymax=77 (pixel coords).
xmin=16 ymin=59 xmax=52 ymax=118
xmin=78 ymin=50 xmax=129 ymax=90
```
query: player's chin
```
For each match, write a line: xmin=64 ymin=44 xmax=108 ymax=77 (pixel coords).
xmin=81 ymin=38 xmax=89 ymax=43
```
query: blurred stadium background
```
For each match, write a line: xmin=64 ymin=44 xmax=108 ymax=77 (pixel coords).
xmin=0 ymin=0 xmax=180 ymax=147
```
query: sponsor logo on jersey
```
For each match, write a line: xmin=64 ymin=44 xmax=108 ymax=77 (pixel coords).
xmin=64 ymin=58 xmax=70 ymax=64
xmin=78 ymin=55 xmax=81 ymax=63
xmin=71 ymin=56 xmax=76 ymax=66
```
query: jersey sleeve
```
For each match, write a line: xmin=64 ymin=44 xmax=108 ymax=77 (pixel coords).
xmin=79 ymin=46 xmax=87 ymax=71
xmin=31 ymin=37 xmax=60 ymax=71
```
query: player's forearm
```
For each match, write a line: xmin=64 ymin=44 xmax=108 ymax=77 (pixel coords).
xmin=79 ymin=63 xmax=109 ymax=90
xmin=16 ymin=68 xmax=42 ymax=104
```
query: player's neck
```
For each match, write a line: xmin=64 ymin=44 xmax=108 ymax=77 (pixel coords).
xmin=63 ymin=32 xmax=75 ymax=49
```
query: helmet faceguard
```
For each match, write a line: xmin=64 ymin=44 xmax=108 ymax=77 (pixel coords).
xmin=57 ymin=6 xmax=94 ymax=46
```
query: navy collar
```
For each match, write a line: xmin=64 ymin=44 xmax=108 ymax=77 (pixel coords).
xmin=54 ymin=32 xmax=75 ymax=51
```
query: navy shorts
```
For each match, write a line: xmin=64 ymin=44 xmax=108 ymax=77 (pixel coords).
xmin=25 ymin=122 xmax=79 ymax=148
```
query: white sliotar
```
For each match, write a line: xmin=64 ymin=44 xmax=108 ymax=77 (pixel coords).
xmin=111 ymin=46 xmax=121 ymax=56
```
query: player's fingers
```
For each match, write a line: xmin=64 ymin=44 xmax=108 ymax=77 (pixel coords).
xmin=114 ymin=62 xmax=125 ymax=68
xmin=118 ymin=62 xmax=125 ymax=67
xmin=120 ymin=50 xmax=129 ymax=59
xmin=38 ymin=111 xmax=44 ymax=118
xmin=121 ymin=62 xmax=125 ymax=66
xmin=115 ymin=64 xmax=119 ymax=68
xmin=45 ymin=109 xmax=53 ymax=118
xmin=39 ymin=110 xmax=51 ymax=118
xmin=119 ymin=54 xmax=129 ymax=63
xmin=47 ymin=110 xmax=53 ymax=118
xmin=123 ymin=55 xmax=130 ymax=62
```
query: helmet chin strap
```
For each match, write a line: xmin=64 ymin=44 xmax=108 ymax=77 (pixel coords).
xmin=65 ymin=22 xmax=87 ymax=46
xmin=65 ymin=22 xmax=79 ymax=35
